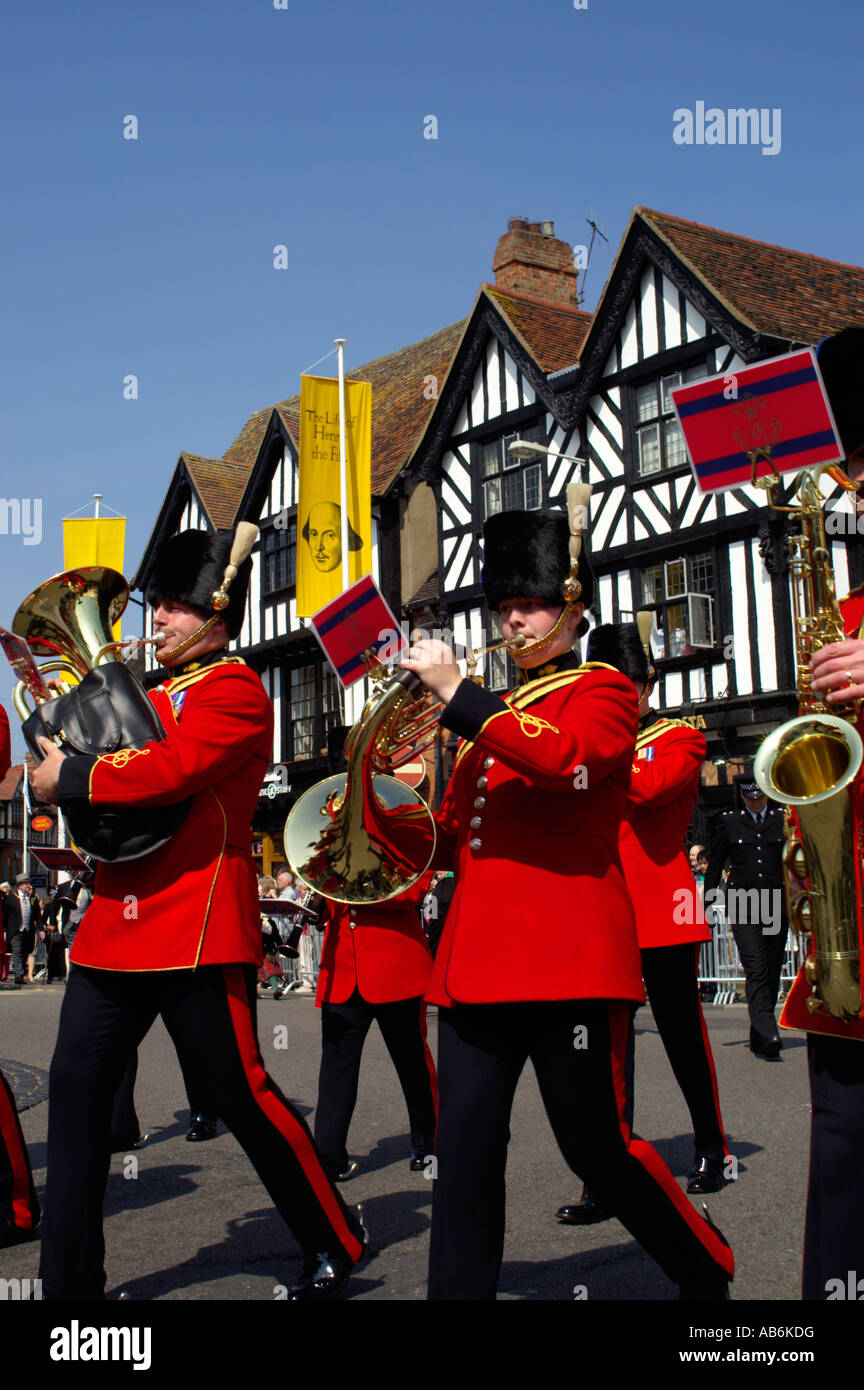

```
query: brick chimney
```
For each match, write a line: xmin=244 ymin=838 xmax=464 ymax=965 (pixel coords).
xmin=492 ymin=218 xmax=581 ymax=307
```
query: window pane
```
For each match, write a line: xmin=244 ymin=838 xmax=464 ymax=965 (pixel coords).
xmin=480 ymin=440 xmax=501 ymax=477
xmin=637 ymin=424 xmax=661 ymax=475
xmin=683 ymin=362 xmax=706 ymax=383
xmin=660 ymin=374 xmax=682 ymax=415
xmin=290 ymin=665 xmax=316 ymax=761
xmin=689 ymin=552 xmax=713 ymax=593
xmin=665 ymin=559 xmax=686 ymax=597
xmin=502 ymin=434 xmax=520 ymax=470
xmin=688 ymin=593 xmax=715 ymax=647
xmin=666 ymin=602 xmax=690 ymax=656
xmin=664 ymin=417 xmax=688 ymax=468
xmin=524 ymin=464 xmax=542 ymax=510
xmin=502 ymin=471 xmax=523 ymax=511
xmin=641 ymin=565 xmax=663 ymax=603
xmin=636 ymin=383 xmax=658 ymax=423
xmin=484 ymin=477 xmax=502 ymax=518
xmin=487 ymin=647 xmax=508 ymax=691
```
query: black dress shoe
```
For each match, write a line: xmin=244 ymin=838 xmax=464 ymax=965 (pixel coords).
xmin=556 ymin=1190 xmax=612 ymax=1225
xmin=751 ymin=1035 xmax=782 ymax=1058
xmin=289 ymin=1214 xmax=369 ymax=1301
xmin=186 ymin=1114 xmax=218 ymax=1142
xmin=686 ymin=1155 xmax=726 ymax=1194
xmin=409 ymin=1147 xmax=431 ymax=1172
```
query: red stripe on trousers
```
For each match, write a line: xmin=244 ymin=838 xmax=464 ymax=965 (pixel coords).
xmin=607 ymin=1002 xmax=734 ymax=1278
xmin=0 ymin=1070 xmax=35 ymax=1230
xmin=222 ymin=965 xmax=363 ymax=1262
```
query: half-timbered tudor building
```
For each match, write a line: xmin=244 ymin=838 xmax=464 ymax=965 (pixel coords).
xmin=134 ymin=212 xmax=864 ymax=863
xmin=398 ymin=210 xmax=864 ymax=837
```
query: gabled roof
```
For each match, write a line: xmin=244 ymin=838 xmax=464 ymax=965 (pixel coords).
xmin=483 ymin=284 xmax=592 ymax=372
xmin=226 ymin=321 xmax=469 ymax=496
xmin=181 ymin=454 xmax=254 ymax=530
xmin=0 ymin=765 xmax=23 ymax=802
xmin=637 ymin=207 xmax=864 ymax=344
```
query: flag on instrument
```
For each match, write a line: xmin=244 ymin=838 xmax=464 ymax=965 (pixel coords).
xmin=296 ymin=375 xmax=372 ymax=617
xmin=63 ymin=516 xmax=126 ymax=638
xmin=310 ymin=575 xmax=405 ymax=688
xmin=670 ymin=348 xmax=844 ymax=494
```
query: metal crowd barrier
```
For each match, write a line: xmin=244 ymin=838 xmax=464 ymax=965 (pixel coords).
xmin=697 ymin=917 xmax=806 ymax=1006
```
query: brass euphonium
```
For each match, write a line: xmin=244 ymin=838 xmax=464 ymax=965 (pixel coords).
xmin=753 ymin=465 xmax=864 ymax=1023
xmin=283 ymin=638 xmax=521 ymax=904
xmin=283 ymin=667 xmax=438 ymax=904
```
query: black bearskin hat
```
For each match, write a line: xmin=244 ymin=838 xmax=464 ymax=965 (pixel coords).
xmin=817 ymin=327 xmax=864 ymax=459
xmin=586 ymin=623 xmax=654 ymax=685
xmin=145 ymin=530 xmax=252 ymax=639
xmin=481 ymin=510 xmax=595 ymax=615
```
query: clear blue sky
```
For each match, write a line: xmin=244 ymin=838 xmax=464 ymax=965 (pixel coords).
xmin=1 ymin=0 xmax=862 ymax=751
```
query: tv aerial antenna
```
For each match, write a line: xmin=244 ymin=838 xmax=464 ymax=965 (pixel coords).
xmin=577 ymin=211 xmax=608 ymax=306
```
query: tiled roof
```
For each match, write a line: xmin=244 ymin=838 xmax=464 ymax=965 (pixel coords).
xmin=0 ymin=765 xmax=23 ymax=802
xmin=639 ymin=208 xmax=864 ymax=344
xmin=226 ymin=321 xmax=468 ymax=496
xmin=405 ymin=569 xmax=440 ymax=608
xmin=181 ymin=454 xmax=254 ymax=530
xmin=483 ymin=285 xmax=593 ymax=372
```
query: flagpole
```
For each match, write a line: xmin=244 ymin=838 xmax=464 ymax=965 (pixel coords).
xmin=22 ymin=765 xmax=30 ymax=876
xmin=334 ymin=338 xmax=350 ymax=723
xmin=334 ymin=341 xmax=350 ymax=591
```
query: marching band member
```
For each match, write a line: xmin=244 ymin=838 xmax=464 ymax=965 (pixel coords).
xmin=0 ymin=706 xmax=41 ymax=1249
xmin=29 ymin=528 xmax=366 ymax=1301
xmin=313 ymin=875 xmax=437 ymax=1182
xmin=791 ymin=325 xmax=864 ymax=1298
xmin=557 ymin=622 xmax=729 ymax=1228
xmin=402 ymin=504 xmax=734 ymax=1301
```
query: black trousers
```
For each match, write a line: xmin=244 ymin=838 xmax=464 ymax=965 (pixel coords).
xmin=428 ymin=1000 xmax=733 ymax=1300
xmin=314 ymin=991 xmax=437 ymax=1181
xmin=641 ymin=944 xmax=727 ymax=1161
xmin=731 ymin=919 xmax=789 ymax=1048
xmin=803 ymin=1033 xmax=864 ymax=1299
xmin=39 ymin=963 xmax=365 ymax=1299
xmin=0 ymin=1067 xmax=40 ymax=1238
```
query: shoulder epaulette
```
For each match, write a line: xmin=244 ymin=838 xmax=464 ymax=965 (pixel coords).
xmin=452 ymin=666 xmax=598 ymax=769
xmin=164 ymin=656 xmax=247 ymax=696
xmin=634 ymin=717 xmax=701 ymax=752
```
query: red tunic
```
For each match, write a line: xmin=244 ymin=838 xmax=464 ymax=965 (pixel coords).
xmin=621 ymin=718 xmax=709 ymax=950
xmin=781 ymin=585 xmax=864 ymax=1039
xmin=59 ymin=658 xmax=273 ymax=972
xmin=315 ymin=877 xmax=434 ymax=1005
xmin=425 ymin=664 xmax=645 ymax=1007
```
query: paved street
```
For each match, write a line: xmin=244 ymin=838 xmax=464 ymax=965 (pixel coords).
xmin=1 ymin=982 xmax=810 ymax=1302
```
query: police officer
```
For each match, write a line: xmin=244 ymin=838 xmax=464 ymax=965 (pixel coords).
xmin=704 ymin=780 xmax=788 ymax=1057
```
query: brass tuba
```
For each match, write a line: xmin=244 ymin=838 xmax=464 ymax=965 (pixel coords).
xmin=753 ymin=466 xmax=864 ymax=1023
xmin=6 ymin=566 xmax=185 ymax=862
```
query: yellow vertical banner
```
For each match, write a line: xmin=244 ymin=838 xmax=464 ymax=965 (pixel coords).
xmin=63 ymin=517 xmax=126 ymax=637
xmin=296 ymin=375 xmax=372 ymax=617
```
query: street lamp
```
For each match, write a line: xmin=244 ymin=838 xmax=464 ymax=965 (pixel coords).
xmin=507 ymin=439 xmax=587 ymax=466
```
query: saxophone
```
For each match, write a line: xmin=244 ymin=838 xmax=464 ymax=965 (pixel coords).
xmin=753 ymin=465 xmax=864 ymax=1026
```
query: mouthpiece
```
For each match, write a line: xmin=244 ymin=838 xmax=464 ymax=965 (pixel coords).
xmin=152 ymin=632 xmax=166 ymax=647
xmin=509 ymin=634 xmax=527 ymax=649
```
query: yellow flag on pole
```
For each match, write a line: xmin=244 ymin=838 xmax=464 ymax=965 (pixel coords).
xmin=296 ymin=375 xmax=372 ymax=617
xmin=63 ymin=517 xmax=126 ymax=638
